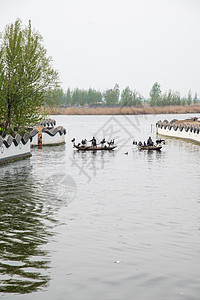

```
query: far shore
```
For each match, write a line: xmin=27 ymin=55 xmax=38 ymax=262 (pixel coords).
xmin=43 ymin=105 xmax=200 ymax=116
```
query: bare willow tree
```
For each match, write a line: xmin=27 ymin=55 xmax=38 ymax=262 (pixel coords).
xmin=0 ymin=19 xmax=60 ymax=135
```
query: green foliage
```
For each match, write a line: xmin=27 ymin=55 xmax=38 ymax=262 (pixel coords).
xmin=66 ymin=88 xmax=72 ymax=106
xmin=149 ymin=82 xmax=161 ymax=106
xmin=187 ymin=89 xmax=192 ymax=105
xmin=193 ymin=92 xmax=198 ymax=105
xmin=149 ymin=82 xmax=198 ymax=107
xmin=44 ymin=88 xmax=63 ymax=107
xmin=120 ymin=86 xmax=142 ymax=107
xmin=103 ymin=84 xmax=120 ymax=106
xmin=51 ymin=87 xmax=103 ymax=107
xmin=0 ymin=19 xmax=59 ymax=135
xmin=45 ymin=82 xmax=199 ymax=109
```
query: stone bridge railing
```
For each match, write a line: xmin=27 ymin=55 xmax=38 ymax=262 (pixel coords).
xmin=0 ymin=124 xmax=67 ymax=164
xmin=0 ymin=131 xmax=34 ymax=164
xmin=156 ymin=119 xmax=200 ymax=143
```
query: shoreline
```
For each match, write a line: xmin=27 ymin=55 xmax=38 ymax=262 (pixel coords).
xmin=44 ymin=105 xmax=200 ymax=116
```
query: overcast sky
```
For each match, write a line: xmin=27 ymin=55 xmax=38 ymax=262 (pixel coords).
xmin=0 ymin=0 xmax=200 ymax=97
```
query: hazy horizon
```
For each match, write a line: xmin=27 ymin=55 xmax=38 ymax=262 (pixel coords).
xmin=0 ymin=0 xmax=200 ymax=98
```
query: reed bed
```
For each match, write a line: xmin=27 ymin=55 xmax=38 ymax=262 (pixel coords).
xmin=43 ymin=105 xmax=200 ymax=116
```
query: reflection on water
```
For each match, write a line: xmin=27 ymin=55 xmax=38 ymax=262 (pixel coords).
xmin=0 ymin=161 xmax=56 ymax=294
xmin=71 ymin=149 xmax=116 ymax=181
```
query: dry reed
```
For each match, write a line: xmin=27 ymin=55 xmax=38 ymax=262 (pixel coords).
xmin=43 ymin=105 xmax=200 ymax=116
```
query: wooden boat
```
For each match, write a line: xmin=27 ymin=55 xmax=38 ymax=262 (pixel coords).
xmin=138 ymin=145 xmax=162 ymax=151
xmin=74 ymin=144 xmax=117 ymax=151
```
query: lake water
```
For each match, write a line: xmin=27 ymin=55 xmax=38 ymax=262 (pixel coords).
xmin=0 ymin=114 xmax=200 ymax=300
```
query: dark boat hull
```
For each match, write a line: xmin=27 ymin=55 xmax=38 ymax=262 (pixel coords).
xmin=74 ymin=145 xmax=117 ymax=151
xmin=138 ymin=145 xmax=162 ymax=151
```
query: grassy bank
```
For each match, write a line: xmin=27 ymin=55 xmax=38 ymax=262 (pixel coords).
xmin=43 ymin=105 xmax=200 ymax=115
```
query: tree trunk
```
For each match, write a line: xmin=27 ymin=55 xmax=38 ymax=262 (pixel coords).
xmin=2 ymin=101 xmax=11 ymax=136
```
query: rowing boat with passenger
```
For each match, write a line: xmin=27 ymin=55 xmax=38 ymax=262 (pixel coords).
xmin=74 ymin=145 xmax=117 ymax=151
xmin=138 ymin=145 xmax=162 ymax=151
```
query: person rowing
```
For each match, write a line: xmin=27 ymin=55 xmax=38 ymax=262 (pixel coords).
xmin=89 ymin=137 xmax=97 ymax=147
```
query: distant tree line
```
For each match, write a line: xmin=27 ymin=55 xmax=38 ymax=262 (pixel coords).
xmin=149 ymin=82 xmax=198 ymax=107
xmin=46 ymin=84 xmax=144 ymax=108
xmin=45 ymin=82 xmax=199 ymax=108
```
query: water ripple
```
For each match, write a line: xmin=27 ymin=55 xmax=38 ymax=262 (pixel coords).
xmin=0 ymin=161 xmax=56 ymax=294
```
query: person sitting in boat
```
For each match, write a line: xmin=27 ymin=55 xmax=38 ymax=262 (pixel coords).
xmin=147 ymin=136 xmax=154 ymax=146
xmin=89 ymin=137 xmax=97 ymax=147
xmin=143 ymin=141 xmax=147 ymax=147
xmin=138 ymin=141 xmax=143 ymax=146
